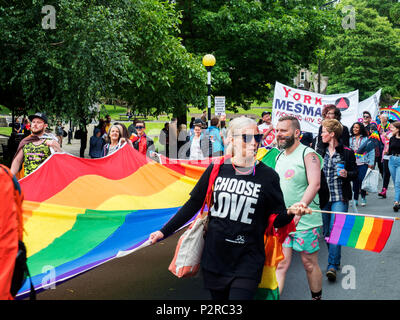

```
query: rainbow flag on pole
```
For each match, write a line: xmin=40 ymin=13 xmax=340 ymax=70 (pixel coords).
xmin=327 ymin=213 xmax=395 ymax=252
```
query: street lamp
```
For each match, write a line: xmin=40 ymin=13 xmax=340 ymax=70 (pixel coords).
xmin=202 ymin=54 xmax=216 ymax=127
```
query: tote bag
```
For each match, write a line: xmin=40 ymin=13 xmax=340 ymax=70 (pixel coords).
xmin=168 ymin=156 xmax=225 ymax=278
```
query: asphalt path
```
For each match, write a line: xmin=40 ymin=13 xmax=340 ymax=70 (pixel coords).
xmin=36 ymin=180 xmax=400 ymax=301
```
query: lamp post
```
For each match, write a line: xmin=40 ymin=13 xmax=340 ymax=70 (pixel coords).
xmin=202 ymin=54 xmax=216 ymax=127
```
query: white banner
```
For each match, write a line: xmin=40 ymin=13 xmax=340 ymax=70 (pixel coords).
xmin=358 ymin=89 xmax=381 ymax=123
xmin=272 ymin=82 xmax=359 ymax=134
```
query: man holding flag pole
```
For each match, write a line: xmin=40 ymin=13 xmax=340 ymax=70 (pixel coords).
xmin=274 ymin=116 xmax=324 ymax=300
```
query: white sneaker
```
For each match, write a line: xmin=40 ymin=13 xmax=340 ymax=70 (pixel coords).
xmin=360 ymin=198 xmax=366 ymax=207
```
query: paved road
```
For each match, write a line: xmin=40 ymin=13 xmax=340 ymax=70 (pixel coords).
xmin=36 ymin=176 xmax=400 ymax=300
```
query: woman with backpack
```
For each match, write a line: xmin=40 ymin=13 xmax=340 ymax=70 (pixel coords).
xmin=149 ymin=116 xmax=310 ymax=300
xmin=318 ymin=119 xmax=357 ymax=282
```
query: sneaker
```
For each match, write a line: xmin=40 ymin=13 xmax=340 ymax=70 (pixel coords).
xmin=394 ymin=202 xmax=399 ymax=212
xmin=360 ymin=198 xmax=366 ymax=207
xmin=354 ymin=200 xmax=358 ymax=206
xmin=326 ymin=268 xmax=337 ymax=282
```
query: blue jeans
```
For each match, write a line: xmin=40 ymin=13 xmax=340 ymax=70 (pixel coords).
xmin=389 ymin=156 xmax=400 ymax=202
xmin=352 ymin=164 xmax=368 ymax=200
xmin=322 ymin=201 xmax=349 ymax=271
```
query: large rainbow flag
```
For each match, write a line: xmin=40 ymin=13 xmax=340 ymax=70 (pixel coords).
xmin=17 ymin=144 xmax=199 ymax=298
xmin=16 ymin=145 xmax=282 ymax=299
xmin=327 ymin=213 xmax=395 ymax=252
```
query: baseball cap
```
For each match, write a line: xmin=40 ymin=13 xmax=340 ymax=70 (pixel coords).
xmin=28 ymin=112 xmax=48 ymax=124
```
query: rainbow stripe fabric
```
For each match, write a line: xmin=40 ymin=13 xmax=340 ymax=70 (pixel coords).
xmin=327 ymin=214 xmax=394 ymax=252
xmin=17 ymin=146 xmax=281 ymax=299
xmin=369 ymin=131 xmax=380 ymax=141
xmin=17 ymin=145 xmax=198 ymax=297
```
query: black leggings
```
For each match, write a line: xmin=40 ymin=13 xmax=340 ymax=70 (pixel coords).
xmin=209 ymin=286 xmax=257 ymax=300
xmin=203 ymin=269 xmax=259 ymax=300
xmin=383 ymin=159 xmax=391 ymax=189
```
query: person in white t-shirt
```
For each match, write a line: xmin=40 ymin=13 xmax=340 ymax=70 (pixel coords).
xmin=258 ymin=111 xmax=276 ymax=148
xmin=185 ymin=120 xmax=210 ymax=160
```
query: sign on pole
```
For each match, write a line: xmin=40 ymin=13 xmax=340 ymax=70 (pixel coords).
xmin=214 ymin=96 xmax=226 ymax=116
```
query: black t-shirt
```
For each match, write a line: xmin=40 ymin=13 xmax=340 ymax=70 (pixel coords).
xmin=161 ymin=160 xmax=293 ymax=282
xmin=389 ymin=136 xmax=400 ymax=155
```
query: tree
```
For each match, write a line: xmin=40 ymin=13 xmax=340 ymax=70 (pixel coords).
xmin=0 ymin=0 xmax=205 ymax=123
xmin=175 ymin=0 xmax=337 ymax=110
xmin=322 ymin=0 xmax=400 ymax=103
xmin=365 ymin=0 xmax=400 ymax=27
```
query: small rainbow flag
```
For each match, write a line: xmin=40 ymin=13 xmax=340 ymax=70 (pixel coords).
xmin=369 ymin=131 xmax=380 ymax=141
xmin=327 ymin=213 xmax=395 ymax=252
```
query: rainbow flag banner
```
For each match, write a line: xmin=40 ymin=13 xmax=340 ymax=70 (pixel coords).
xmin=17 ymin=145 xmax=198 ymax=298
xmin=16 ymin=145 xmax=280 ymax=298
xmin=327 ymin=213 xmax=395 ymax=252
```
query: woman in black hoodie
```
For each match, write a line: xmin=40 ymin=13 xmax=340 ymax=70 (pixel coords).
xmin=89 ymin=128 xmax=105 ymax=158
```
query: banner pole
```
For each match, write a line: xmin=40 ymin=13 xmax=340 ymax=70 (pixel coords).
xmin=310 ymin=209 xmax=400 ymax=221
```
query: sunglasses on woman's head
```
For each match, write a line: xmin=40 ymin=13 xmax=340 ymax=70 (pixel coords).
xmin=235 ymin=134 xmax=263 ymax=143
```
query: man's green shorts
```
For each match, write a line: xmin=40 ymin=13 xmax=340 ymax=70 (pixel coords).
xmin=282 ymin=227 xmax=322 ymax=254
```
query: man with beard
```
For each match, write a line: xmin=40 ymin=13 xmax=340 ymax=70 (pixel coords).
xmin=274 ymin=116 xmax=323 ymax=300
xmin=11 ymin=113 xmax=62 ymax=177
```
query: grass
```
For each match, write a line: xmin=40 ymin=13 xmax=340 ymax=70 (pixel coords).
xmin=0 ymin=127 xmax=11 ymax=136
xmin=101 ymin=101 xmax=273 ymax=123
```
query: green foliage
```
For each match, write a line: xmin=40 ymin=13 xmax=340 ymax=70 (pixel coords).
xmin=0 ymin=0 xmax=205 ymax=121
xmin=322 ymin=0 xmax=400 ymax=102
xmin=176 ymin=0 xmax=337 ymax=109
xmin=365 ymin=0 xmax=400 ymax=27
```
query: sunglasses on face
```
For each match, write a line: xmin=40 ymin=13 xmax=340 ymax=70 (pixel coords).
xmin=135 ymin=126 xmax=145 ymax=129
xmin=235 ymin=134 xmax=263 ymax=144
xmin=363 ymin=115 xmax=370 ymax=118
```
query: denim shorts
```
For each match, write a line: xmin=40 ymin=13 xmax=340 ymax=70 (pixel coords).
xmin=282 ymin=227 xmax=321 ymax=254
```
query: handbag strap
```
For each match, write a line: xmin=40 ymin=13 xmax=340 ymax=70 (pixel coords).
xmin=201 ymin=156 xmax=228 ymax=214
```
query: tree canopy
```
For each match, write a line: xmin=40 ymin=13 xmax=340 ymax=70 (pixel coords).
xmin=322 ymin=0 xmax=400 ymax=103
xmin=176 ymin=0 xmax=337 ymax=110
xmin=0 ymin=0 xmax=205 ymax=121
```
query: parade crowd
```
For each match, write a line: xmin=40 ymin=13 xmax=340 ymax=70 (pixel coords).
xmin=3 ymin=104 xmax=400 ymax=300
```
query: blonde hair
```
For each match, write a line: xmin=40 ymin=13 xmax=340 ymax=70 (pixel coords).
xmin=226 ymin=116 xmax=258 ymax=157
xmin=322 ymin=119 xmax=343 ymax=140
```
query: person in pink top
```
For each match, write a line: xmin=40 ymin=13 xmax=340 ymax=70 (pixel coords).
xmin=379 ymin=115 xmax=393 ymax=198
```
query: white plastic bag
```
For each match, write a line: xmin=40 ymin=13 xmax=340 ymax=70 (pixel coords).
xmin=361 ymin=168 xmax=379 ymax=193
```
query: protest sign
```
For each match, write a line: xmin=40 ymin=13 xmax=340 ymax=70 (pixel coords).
xmin=272 ymin=82 xmax=359 ymax=133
